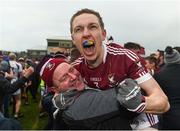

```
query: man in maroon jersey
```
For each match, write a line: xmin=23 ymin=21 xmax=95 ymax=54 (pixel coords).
xmin=70 ymin=8 xmax=170 ymax=129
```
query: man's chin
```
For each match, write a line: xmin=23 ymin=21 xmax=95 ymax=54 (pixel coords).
xmin=83 ymin=53 xmax=96 ymax=61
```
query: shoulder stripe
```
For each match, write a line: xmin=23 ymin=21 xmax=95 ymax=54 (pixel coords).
xmin=107 ymin=45 xmax=139 ymax=62
xmin=71 ymin=57 xmax=84 ymax=66
xmin=108 ymin=45 xmax=138 ymax=59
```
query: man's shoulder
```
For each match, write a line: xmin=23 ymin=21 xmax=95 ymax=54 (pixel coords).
xmin=71 ymin=56 xmax=85 ymax=66
xmin=106 ymin=43 xmax=139 ymax=62
xmin=106 ymin=43 xmax=135 ymax=55
xmin=9 ymin=60 xmax=18 ymax=67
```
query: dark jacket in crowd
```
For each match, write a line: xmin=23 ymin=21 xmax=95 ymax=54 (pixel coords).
xmin=0 ymin=73 xmax=28 ymax=110
xmin=0 ymin=72 xmax=28 ymax=130
xmin=154 ymin=64 xmax=180 ymax=129
xmin=154 ymin=47 xmax=180 ymax=130
xmin=0 ymin=112 xmax=21 ymax=130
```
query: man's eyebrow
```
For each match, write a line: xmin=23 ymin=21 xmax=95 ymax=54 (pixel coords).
xmin=74 ymin=25 xmax=82 ymax=28
xmin=89 ymin=22 xmax=98 ymax=25
xmin=59 ymin=74 xmax=66 ymax=82
xmin=74 ymin=22 xmax=99 ymax=28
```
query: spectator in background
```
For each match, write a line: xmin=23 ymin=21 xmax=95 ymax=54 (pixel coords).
xmin=0 ymin=51 xmax=3 ymax=62
xmin=173 ymin=46 xmax=180 ymax=53
xmin=108 ymin=36 xmax=113 ymax=42
xmin=38 ymin=79 xmax=46 ymax=117
xmin=54 ymin=51 xmax=67 ymax=59
xmin=154 ymin=46 xmax=180 ymax=129
xmin=24 ymin=59 xmax=38 ymax=104
xmin=18 ymin=57 xmax=27 ymax=104
xmin=1 ymin=60 xmax=14 ymax=118
xmin=49 ymin=52 xmax=55 ymax=57
xmin=124 ymin=42 xmax=145 ymax=57
xmin=124 ymin=42 xmax=146 ymax=66
xmin=0 ymin=52 xmax=11 ymax=117
xmin=0 ymin=61 xmax=34 ymax=129
xmin=69 ymin=48 xmax=81 ymax=63
xmin=139 ymin=46 xmax=145 ymax=57
xmin=18 ymin=57 xmax=25 ymax=70
xmin=107 ymin=35 xmax=114 ymax=44
xmin=144 ymin=56 xmax=158 ymax=75
xmin=154 ymin=49 xmax=165 ymax=70
xmin=8 ymin=52 xmax=23 ymax=119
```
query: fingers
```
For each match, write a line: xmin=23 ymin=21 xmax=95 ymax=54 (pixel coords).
xmin=125 ymin=86 xmax=141 ymax=101
xmin=116 ymin=78 xmax=146 ymax=113
xmin=27 ymin=66 xmax=34 ymax=73
xmin=118 ymin=78 xmax=138 ymax=90
xmin=23 ymin=66 xmax=34 ymax=78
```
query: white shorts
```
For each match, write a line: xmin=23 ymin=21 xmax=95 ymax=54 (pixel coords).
xmin=130 ymin=113 xmax=159 ymax=130
xmin=13 ymin=88 xmax=21 ymax=95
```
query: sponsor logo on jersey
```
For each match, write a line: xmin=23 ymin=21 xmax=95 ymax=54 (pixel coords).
xmin=90 ymin=77 xmax=102 ymax=82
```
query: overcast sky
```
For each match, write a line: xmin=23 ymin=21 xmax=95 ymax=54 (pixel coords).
xmin=0 ymin=0 xmax=180 ymax=54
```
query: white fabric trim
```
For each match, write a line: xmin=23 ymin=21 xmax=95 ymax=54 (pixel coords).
xmin=40 ymin=58 xmax=52 ymax=76
xmin=52 ymin=96 xmax=59 ymax=109
xmin=102 ymin=42 xmax=107 ymax=63
xmin=135 ymin=73 xmax=152 ymax=84
xmin=130 ymin=113 xmax=159 ymax=130
xmin=53 ymin=109 xmax=60 ymax=119
xmin=107 ymin=45 xmax=139 ymax=62
xmin=128 ymin=102 xmax=146 ymax=113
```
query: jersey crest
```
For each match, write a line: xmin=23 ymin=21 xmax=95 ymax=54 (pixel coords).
xmin=108 ymin=73 xmax=119 ymax=87
xmin=46 ymin=62 xmax=55 ymax=71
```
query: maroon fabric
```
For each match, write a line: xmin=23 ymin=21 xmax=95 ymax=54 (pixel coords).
xmin=40 ymin=58 xmax=66 ymax=87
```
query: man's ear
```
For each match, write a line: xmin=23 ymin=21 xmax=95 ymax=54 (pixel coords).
xmin=51 ymin=87 xmax=60 ymax=94
xmin=71 ymin=34 xmax=75 ymax=45
xmin=102 ymin=29 xmax=107 ymax=41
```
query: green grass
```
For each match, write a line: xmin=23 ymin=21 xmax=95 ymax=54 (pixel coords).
xmin=10 ymin=94 xmax=48 ymax=130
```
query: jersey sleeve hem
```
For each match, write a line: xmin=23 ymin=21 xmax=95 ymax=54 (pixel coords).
xmin=135 ymin=73 xmax=152 ymax=84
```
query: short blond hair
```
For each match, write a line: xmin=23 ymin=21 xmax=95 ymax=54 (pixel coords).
xmin=9 ymin=52 xmax=17 ymax=60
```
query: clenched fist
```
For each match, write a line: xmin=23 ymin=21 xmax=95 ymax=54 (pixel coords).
xmin=116 ymin=78 xmax=146 ymax=113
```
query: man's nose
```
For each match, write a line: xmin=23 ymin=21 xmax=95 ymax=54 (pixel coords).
xmin=82 ymin=28 xmax=91 ymax=36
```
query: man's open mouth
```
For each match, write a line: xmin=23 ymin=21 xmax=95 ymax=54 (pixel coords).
xmin=82 ymin=40 xmax=95 ymax=48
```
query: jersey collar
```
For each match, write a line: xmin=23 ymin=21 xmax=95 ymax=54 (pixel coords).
xmin=102 ymin=42 xmax=108 ymax=64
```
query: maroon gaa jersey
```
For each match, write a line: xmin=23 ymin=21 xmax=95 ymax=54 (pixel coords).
xmin=73 ymin=43 xmax=152 ymax=90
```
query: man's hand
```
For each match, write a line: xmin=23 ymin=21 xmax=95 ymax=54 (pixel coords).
xmin=23 ymin=66 xmax=34 ymax=78
xmin=52 ymin=89 xmax=81 ymax=110
xmin=116 ymin=78 xmax=146 ymax=113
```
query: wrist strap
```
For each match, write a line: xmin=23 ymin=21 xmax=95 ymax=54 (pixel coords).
xmin=127 ymin=96 xmax=146 ymax=113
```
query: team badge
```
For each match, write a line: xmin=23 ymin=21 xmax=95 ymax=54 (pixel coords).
xmin=45 ymin=62 xmax=55 ymax=71
xmin=108 ymin=73 xmax=117 ymax=87
xmin=136 ymin=60 xmax=142 ymax=68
